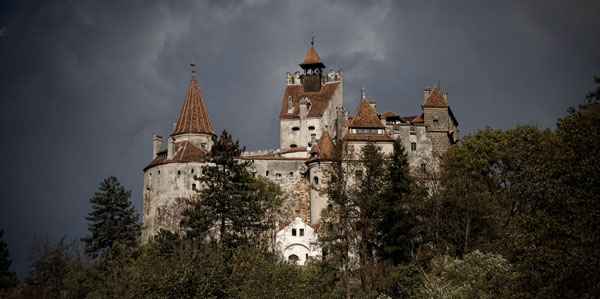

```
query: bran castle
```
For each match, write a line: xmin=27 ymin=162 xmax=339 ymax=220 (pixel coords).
xmin=141 ymin=41 xmax=459 ymax=265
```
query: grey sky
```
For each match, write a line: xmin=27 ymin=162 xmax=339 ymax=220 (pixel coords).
xmin=1 ymin=0 xmax=599 ymax=274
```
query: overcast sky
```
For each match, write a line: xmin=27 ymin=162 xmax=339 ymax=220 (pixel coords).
xmin=1 ymin=0 xmax=599 ymax=275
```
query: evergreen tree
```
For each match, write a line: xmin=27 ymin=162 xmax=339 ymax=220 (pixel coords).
xmin=82 ymin=176 xmax=140 ymax=258
xmin=0 ymin=229 xmax=17 ymax=290
xmin=181 ymin=130 xmax=283 ymax=251
xmin=377 ymin=139 xmax=418 ymax=264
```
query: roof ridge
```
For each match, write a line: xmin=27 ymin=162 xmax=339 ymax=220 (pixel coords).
xmin=422 ymin=85 xmax=449 ymax=108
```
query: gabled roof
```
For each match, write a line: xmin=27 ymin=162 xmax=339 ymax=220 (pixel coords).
xmin=422 ymin=85 xmax=448 ymax=108
xmin=299 ymin=44 xmax=325 ymax=68
xmin=279 ymin=82 xmax=340 ymax=118
xmin=381 ymin=110 xmax=399 ymax=118
xmin=348 ymin=98 xmax=385 ymax=128
xmin=412 ymin=114 xmax=424 ymax=123
xmin=144 ymin=141 xmax=206 ymax=171
xmin=172 ymin=77 xmax=215 ymax=136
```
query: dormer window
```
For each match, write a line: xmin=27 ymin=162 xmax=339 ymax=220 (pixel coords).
xmin=356 ymin=128 xmax=380 ymax=135
xmin=287 ymin=96 xmax=293 ymax=112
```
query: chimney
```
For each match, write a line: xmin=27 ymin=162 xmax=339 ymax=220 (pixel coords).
xmin=173 ymin=121 xmax=177 ymax=131
xmin=442 ymin=91 xmax=448 ymax=102
xmin=424 ymin=87 xmax=431 ymax=100
xmin=369 ymin=101 xmax=376 ymax=112
xmin=167 ymin=137 xmax=175 ymax=160
xmin=336 ymin=106 xmax=346 ymax=139
xmin=299 ymin=98 xmax=308 ymax=118
xmin=152 ymin=133 xmax=163 ymax=159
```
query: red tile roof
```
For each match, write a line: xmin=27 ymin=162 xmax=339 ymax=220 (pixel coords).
xmin=279 ymin=82 xmax=340 ymax=118
xmin=310 ymin=131 xmax=335 ymax=160
xmin=144 ymin=140 xmax=206 ymax=171
xmin=422 ymin=85 xmax=448 ymax=108
xmin=172 ymin=77 xmax=215 ymax=136
xmin=348 ymin=98 xmax=385 ymax=128
xmin=300 ymin=45 xmax=324 ymax=66
xmin=412 ymin=113 xmax=424 ymax=123
xmin=381 ymin=110 xmax=399 ymax=118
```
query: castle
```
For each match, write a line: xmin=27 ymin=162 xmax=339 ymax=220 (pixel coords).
xmin=141 ymin=41 xmax=459 ymax=265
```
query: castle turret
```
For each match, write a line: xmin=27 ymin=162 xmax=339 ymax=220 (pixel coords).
xmin=299 ymin=39 xmax=325 ymax=93
xmin=422 ymin=85 xmax=459 ymax=155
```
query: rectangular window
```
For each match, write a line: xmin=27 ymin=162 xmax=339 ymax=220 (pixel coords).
xmin=300 ymin=229 xmax=304 ymax=236
xmin=292 ymin=229 xmax=297 ymax=236
xmin=356 ymin=128 xmax=380 ymax=135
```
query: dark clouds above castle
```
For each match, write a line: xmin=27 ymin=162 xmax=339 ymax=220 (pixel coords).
xmin=0 ymin=0 xmax=599 ymax=274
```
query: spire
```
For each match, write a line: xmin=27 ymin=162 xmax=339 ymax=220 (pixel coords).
xmin=299 ymin=35 xmax=325 ymax=69
xmin=191 ymin=59 xmax=196 ymax=77
xmin=172 ymin=77 xmax=215 ymax=136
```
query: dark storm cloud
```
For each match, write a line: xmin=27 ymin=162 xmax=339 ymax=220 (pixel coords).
xmin=1 ymin=0 xmax=599 ymax=274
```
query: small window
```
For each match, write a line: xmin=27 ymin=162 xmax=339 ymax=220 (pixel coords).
xmin=289 ymin=254 xmax=299 ymax=262
xmin=146 ymin=187 xmax=150 ymax=191
xmin=421 ymin=164 xmax=426 ymax=172
xmin=313 ymin=177 xmax=319 ymax=185
xmin=355 ymin=170 xmax=363 ymax=177
xmin=411 ymin=142 xmax=417 ymax=151
xmin=292 ymin=127 xmax=300 ymax=131
xmin=292 ymin=229 xmax=297 ymax=236
xmin=192 ymin=184 xmax=196 ymax=190
xmin=177 ymin=170 xmax=181 ymax=175
xmin=191 ymin=169 xmax=194 ymax=174
xmin=300 ymin=228 xmax=304 ymax=236
xmin=201 ymin=143 xmax=207 ymax=150
xmin=290 ymin=144 xmax=297 ymax=148
xmin=266 ymin=170 xmax=270 ymax=177
xmin=289 ymin=172 xmax=294 ymax=178
xmin=308 ymin=126 xmax=315 ymax=130
xmin=276 ymin=173 xmax=282 ymax=178
xmin=433 ymin=119 xmax=439 ymax=124
xmin=202 ymin=169 xmax=206 ymax=175
xmin=158 ymin=170 xmax=161 ymax=175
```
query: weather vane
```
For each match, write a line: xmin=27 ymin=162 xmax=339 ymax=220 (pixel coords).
xmin=191 ymin=59 xmax=196 ymax=77
xmin=311 ymin=32 xmax=315 ymax=46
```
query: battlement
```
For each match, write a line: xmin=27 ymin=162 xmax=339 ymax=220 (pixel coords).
xmin=286 ymin=69 xmax=343 ymax=86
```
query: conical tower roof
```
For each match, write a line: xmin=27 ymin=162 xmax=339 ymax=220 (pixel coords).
xmin=299 ymin=43 xmax=326 ymax=69
xmin=172 ymin=77 xmax=215 ymax=136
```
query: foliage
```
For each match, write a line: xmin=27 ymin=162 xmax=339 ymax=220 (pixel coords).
xmin=181 ymin=130 xmax=284 ymax=252
xmin=81 ymin=176 xmax=140 ymax=258
xmin=0 ymin=229 xmax=17 ymax=292
xmin=424 ymin=250 xmax=515 ymax=299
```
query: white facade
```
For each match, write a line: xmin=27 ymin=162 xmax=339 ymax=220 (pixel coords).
xmin=275 ymin=217 xmax=321 ymax=265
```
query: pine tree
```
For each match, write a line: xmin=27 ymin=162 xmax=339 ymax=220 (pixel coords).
xmin=82 ymin=176 xmax=140 ymax=258
xmin=377 ymin=139 xmax=417 ymax=264
xmin=181 ymin=130 xmax=283 ymax=251
xmin=0 ymin=229 xmax=17 ymax=290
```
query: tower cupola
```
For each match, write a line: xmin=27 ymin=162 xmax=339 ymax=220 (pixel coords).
xmin=299 ymin=37 xmax=325 ymax=92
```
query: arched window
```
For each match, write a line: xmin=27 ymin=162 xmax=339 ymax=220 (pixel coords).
xmin=192 ymin=184 xmax=196 ymax=190
xmin=288 ymin=254 xmax=299 ymax=262
xmin=191 ymin=169 xmax=194 ymax=174
xmin=177 ymin=170 xmax=181 ymax=175
xmin=313 ymin=176 xmax=319 ymax=185
xmin=411 ymin=142 xmax=417 ymax=151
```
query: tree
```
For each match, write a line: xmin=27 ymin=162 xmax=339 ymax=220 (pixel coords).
xmin=0 ymin=229 xmax=17 ymax=291
xmin=181 ymin=130 xmax=283 ymax=251
xmin=82 ymin=176 xmax=140 ymax=258
xmin=377 ymin=139 xmax=421 ymax=265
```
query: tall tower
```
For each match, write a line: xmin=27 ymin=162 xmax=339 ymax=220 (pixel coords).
xmin=142 ymin=75 xmax=216 ymax=243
